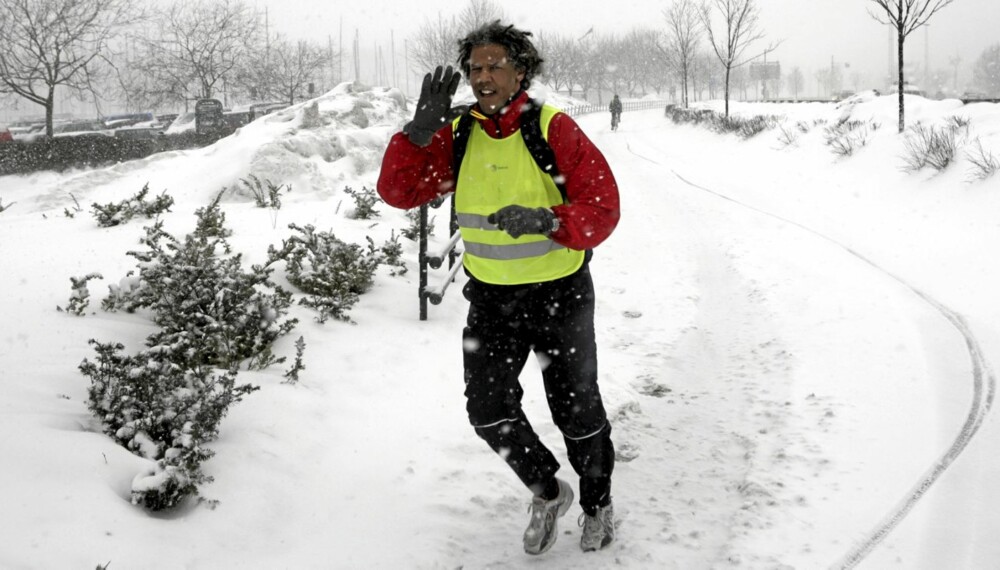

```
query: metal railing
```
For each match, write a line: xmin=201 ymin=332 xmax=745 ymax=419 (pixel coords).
xmin=416 ymin=99 xmax=669 ymax=320
xmin=417 ymin=197 xmax=460 ymax=320
xmin=563 ymin=99 xmax=670 ymax=117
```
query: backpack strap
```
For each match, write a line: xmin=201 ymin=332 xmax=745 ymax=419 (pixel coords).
xmin=520 ymin=99 xmax=568 ymax=203
xmin=452 ymin=98 xmax=568 ymax=204
xmin=452 ymin=112 xmax=475 ymax=181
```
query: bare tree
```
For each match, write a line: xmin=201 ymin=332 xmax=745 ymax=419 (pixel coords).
xmin=948 ymin=53 xmax=961 ymax=94
xmin=638 ymin=30 xmax=674 ymax=96
xmin=815 ymin=64 xmax=844 ymax=98
xmin=570 ymin=32 xmax=604 ymax=103
xmin=868 ymin=0 xmax=955 ymax=132
xmin=0 ymin=0 xmax=143 ymax=135
xmin=972 ymin=44 xmax=1000 ymax=97
xmin=786 ymin=66 xmax=804 ymax=100
xmin=261 ymin=37 xmax=332 ymax=105
xmin=664 ymin=0 xmax=702 ymax=108
xmin=235 ymin=35 xmax=336 ymax=105
xmin=688 ymin=52 xmax=716 ymax=101
xmin=538 ymin=33 xmax=583 ymax=95
xmin=610 ymin=30 xmax=657 ymax=97
xmin=131 ymin=0 xmax=260 ymax=110
xmin=409 ymin=14 xmax=457 ymax=71
xmin=588 ymin=34 xmax=618 ymax=104
xmin=455 ymin=0 xmax=504 ymax=35
xmin=409 ymin=0 xmax=504 ymax=73
xmin=698 ymin=0 xmax=768 ymax=117
xmin=731 ymin=65 xmax=750 ymax=100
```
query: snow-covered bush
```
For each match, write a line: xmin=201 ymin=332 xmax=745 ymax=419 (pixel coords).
xmin=82 ymin=201 xmax=298 ymax=509
xmin=91 ymin=183 xmax=174 ymax=227
xmin=824 ymin=120 xmax=879 ymax=157
xmin=966 ymin=138 xmax=1000 ymax=182
xmin=381 ymin=230 xmax=407 ymax=277
xmin=902 ymin=122 xmax=969 ymax=173
xmin=63 ymin=194 xmax=83 ymax=218
xmin=193 ymin=192 xmax=234 ymax=241
xmin=714 ymin=114 xmax=779 ymax=139
xmin=0 ymin=197 xmax=14 ymax=213
xmin=665 ymin=106 xmax=777 ymax=139
xmin=103 ymin=220 xmax=296 ymax=370
xmin=80 ymin=340 xmax=257 ymax=509
xmin=59 ymin=273 xmax=103 ymax=316
xmin=665 ymin=106 xmax=715 ymax=126
xmin=268 ymin=223 xmax=382 ymax=323
xmin=343 ymin=185 xmax=381 ymax=220
xmin=401 ymin=208 xmax=438 ymax=241
xmin=239 ymin=174 xmax=289 ymax=209
xmin=283 ymin=336 xmax=307 ymax=384
xmin=776 ymin=124 xmax=801 ymax=148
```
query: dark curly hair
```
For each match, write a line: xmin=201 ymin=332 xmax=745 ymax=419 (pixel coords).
xmin=457 ymin=21 xmax=543 ymax=91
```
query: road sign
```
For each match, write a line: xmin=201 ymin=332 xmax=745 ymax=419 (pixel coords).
xmin=195 ymin=99 xmax=224 ymax=136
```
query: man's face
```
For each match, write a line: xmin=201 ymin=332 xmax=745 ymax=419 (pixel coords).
xmin=468 ymin=44 xmax=525 ymax=115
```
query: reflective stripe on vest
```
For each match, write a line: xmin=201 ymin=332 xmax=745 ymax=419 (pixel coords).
xmin=454 ymin=104 xmax=585 ymax=285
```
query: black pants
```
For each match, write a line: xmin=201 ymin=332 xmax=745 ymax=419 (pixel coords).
xmin=462 ymin=266 xmax=614 ymax=515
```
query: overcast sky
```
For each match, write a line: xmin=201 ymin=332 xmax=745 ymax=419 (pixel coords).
xmin=257 ymin=0 xmax=999 ymax=96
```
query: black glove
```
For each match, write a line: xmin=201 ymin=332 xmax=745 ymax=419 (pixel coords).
xmin=488 ymin=206 xmax=556 ymax=239
xmin=404 ymin=65 xmax=462 ymax=147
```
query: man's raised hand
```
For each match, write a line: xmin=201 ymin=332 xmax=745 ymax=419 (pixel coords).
xmin=405 ymin=66 xmax=463 ymax=147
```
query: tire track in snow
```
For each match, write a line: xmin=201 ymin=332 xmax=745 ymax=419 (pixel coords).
xmin=621 ymin=141 xmax=996 ymax=568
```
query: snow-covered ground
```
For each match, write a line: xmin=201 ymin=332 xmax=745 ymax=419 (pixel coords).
xmin=1 ymin=83 xmax=997 ymax=569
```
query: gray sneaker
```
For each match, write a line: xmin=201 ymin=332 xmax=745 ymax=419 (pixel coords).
xmin=523 ymin=478 xmax=574 ymax=555
xmin=578 ymin=501 xmax=615 ymax=551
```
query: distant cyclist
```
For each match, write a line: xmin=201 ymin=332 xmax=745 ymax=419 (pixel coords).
xmin=609 ymin=94 xmax=622 ymax=131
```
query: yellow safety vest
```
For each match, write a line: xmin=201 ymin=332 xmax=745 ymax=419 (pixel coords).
xmin=454 ymin=105 xmax=585 ymax=285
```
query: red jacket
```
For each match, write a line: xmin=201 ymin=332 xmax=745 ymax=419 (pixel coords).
xmin=377 ymin=91 xmax=620 ymax=251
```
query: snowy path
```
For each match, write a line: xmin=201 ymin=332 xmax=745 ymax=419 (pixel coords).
xmin=592 ymin=111 xmax=995 ymax=569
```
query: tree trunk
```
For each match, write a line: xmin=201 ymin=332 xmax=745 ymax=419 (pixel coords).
xmin=45 ymin=87 xmax=55 ymax=137
xmin=683 ymin=62 xmax=690 ymax=108
xmin=724 ymin=65 xmax=731 ymax=117
xmin=897 ymin=24 xmax=905 ymax=133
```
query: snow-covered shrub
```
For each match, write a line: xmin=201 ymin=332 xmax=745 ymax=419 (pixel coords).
xmin=401 ymin=208 xmax=438 ymax=241
xmin=103 ymin=220 xmax=296 ymax=370
xmin=966 ymin=138 xmax=999 ymax=182
xmin=665 ymin=106 xmax=714 ymax=126
xmin=737 ymin=116 xmax=778 ymax=139
xmin=63 ymin=194 xmax=82 ymax=218
xmin=343 ymin=185 xmax=381 ymax=220
xmin=824 ymin=120 xmax=878 ymax=157
xmin=59 ymin=273 xmax=103 ymax=315
xmin=949 ymin=115 xmax=971 ymax=129
xmin=712 ymin=114 xmax=779 ymax=139
xmin=0 ymin=197 xmax=15 ymax=213
xmin=268 ymin=223 xmax=382 ymax=323
xmin=283 ymin=336 xmax=307 ymax=384
xmin=193 ymin=192 xmax=234 ymax=241
xmin=902 ymin=122 xmax=969 ymax=172
xmin=82 ymin=202 xmax=297 ymax=509
xmin=381 ymin=230 xmax=407 ymax=276
xmin=401 ymin=209 xmax=421 ymax=240
xmin=777 ymin=124 xmax=801 ymax=148
xmin=79 ymin=340 xmax=258 ymax=509
xmin=91 ymin=183 xmax=174 ymax=227
xmin=239 ymin=174 xmax=289 ymax=209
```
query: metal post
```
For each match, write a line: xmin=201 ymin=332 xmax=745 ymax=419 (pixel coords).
xmin=448 ymin=196 xmax=458 ymax=270
xmin=418 ymin=204 xmax=429 ymax=321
